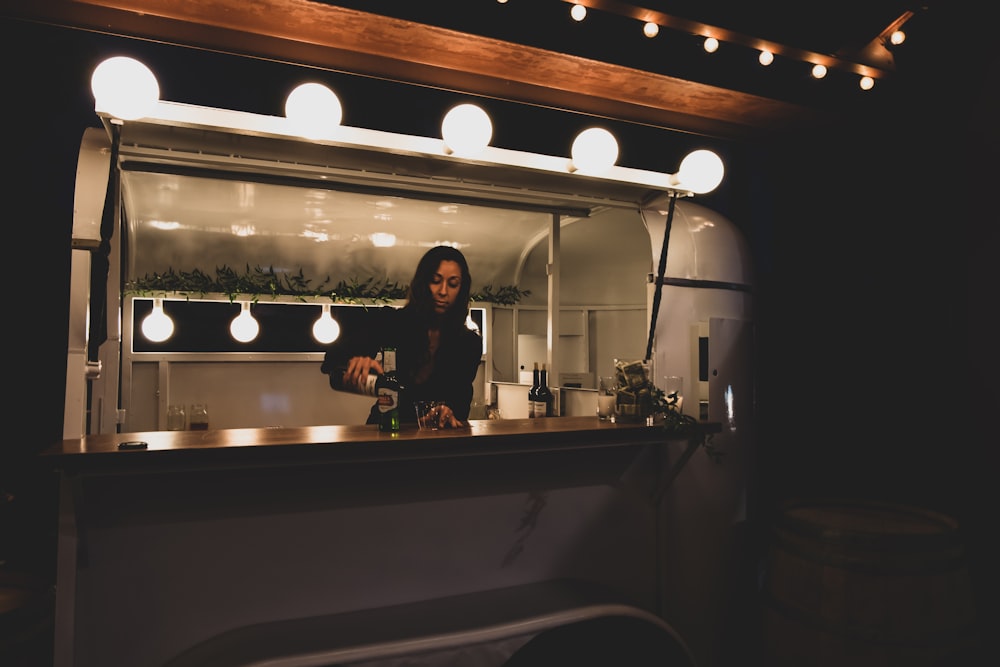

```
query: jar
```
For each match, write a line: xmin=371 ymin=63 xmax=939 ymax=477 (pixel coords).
xmin=189 ymin=403 xmax=209 ymax=430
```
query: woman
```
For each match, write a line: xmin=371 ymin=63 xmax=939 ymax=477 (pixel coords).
xmin=321 ymin=245 xmax=483 ymax=428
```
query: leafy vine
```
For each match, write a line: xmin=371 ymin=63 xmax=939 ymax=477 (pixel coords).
xmin=125 ymin=265 xmax=530 ymax=305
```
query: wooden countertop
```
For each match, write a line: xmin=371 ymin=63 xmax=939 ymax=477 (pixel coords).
xmin=41 ymin=417 xmax=715 ymax=472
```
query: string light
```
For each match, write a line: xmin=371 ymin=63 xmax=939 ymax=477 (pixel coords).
xmin=546 ymin=1 xmax=919 ymax=96
xmin=141 ymin=298 xmax=174 ymax=342
xmin=312 ymin=304 xmax=341 ymax=344
xmin=230 ymin=302 xmax=260 ymax=343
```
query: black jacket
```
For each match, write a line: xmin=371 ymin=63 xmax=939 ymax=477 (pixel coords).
xmin=321 ymin=306 xmax=483 ymax=423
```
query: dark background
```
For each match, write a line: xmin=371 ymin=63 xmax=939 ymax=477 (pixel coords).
xmin=1 ymin=0 xmax=997 ymax=658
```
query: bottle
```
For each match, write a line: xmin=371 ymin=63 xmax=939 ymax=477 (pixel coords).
xmin=528 ymin=362 xmax=540 ymax=418
xmin=537 ymin=364 xmax=554 ymax=417
xmin=377 ymin=346 xmax=401 ymax=433
xmin=328 ymin=350 xmax=383 ymax=396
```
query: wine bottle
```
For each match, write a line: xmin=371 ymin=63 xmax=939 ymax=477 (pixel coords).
xmin=378 ymin=347 xmax=401 ymax=432
xmin=537 ymin=363 xmax=554 ymax=417
xmin=528 ymin=362 xmax=540 ymax=418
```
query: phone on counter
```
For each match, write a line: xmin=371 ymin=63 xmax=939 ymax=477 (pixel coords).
xmin=117 ymin=441 xmax=148 ymax=450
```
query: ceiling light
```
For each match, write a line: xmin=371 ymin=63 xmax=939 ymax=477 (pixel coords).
xmin=859 ymin=76 xmax=875 ymax=91
xmin=643 ymin=22 xmax=659 ymax=38
xmin=569 ymin=127 xmax=619 ymax=175
xmin=570 ymin=4 xmax=586 ymax=21
xmin=91 ymin=57 xmax=160 ymax=120
xmin=811 ymin=64 xmax=828 ymax=79
xmin=285 ymin=82 xmax=343 ymax=139
xmin=230 ymin=302 xmax=260 ymax=343
xmin=703 ymin=37 xmax=719 ymax=53
xmin=370 ymin=232 xmax=396 ymax=247
xmin=441 ymin=103 xmax=493 ymax=157
xmin=758 ymin=50 xmax=774 ymax=66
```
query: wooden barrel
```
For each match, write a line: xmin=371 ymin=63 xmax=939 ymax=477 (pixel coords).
xmin=762 ymin=499 xmax=979 ymax=667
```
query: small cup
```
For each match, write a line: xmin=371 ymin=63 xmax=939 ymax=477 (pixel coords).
xmin=414 ymin=401 xmax=441 ymax=430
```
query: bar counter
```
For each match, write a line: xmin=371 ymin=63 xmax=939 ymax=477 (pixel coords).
xmin=43 ymin=417 xmax=714 ymax=667
xmin=42 ymin=416 xmax=673 ymax=468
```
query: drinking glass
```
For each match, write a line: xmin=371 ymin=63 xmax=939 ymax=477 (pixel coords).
xmin=662 ymin=376 xmax=684 ymax=412
xmin=414 ymin=401 xmax=441 ymax=430
xmin=597 ymin=376 xmax=617 ymax=421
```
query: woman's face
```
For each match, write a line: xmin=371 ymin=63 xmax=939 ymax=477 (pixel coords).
xmin=429 ymin=260 xmax=463 ymax=315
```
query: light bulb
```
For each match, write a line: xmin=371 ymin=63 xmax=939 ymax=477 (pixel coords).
xmin=141 ymin=298 xmax=174 ymax=343
xmin=570 ymin=127 xmax=619 ymax=175
xmin=285 ymin=82 xmax=343 ymax=139
xmin=91 ymin=56 xmax=159 ymax=120
xmin=441 ymin=103 xmax=492 ymax=157
xmin=859 ymin=76 xmax=875 ymax=91
xmin=703 ymin=37 xmax=719 ymax=53
xmin=230 ymin=302 xmax=260 ymax=343
xmin=673 ymin=149 xmax=725 ymax=195
xmin=643 ymin=22 xmax=659 ymax=38
xmin=758 ymin=50 xmax=774 ymax=66
xmin=312 ymin=304 xmax=341 ymax=344
xmin=890 ymin=30 xmax=906 ymax=46
xmin=570 ymin=4 xmax=586 ymax=21
xmin=811 ymin=64 xmax=828 ymax=79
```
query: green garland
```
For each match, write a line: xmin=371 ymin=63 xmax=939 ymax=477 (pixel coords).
xmin=125 ymin=265 xmax=530 ymax=305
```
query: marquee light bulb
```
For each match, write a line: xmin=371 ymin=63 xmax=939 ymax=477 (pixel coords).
xmin=859 ymin=76 xmax=875 ymax=91
xmin=285 ymin=82 xmax=343 ymax=139
xmin=643 ymin=22 xmax=659 ymax=38
xmin=230 ymin=302 xmax=260 ymax=343
xmin=570 ymin=127 xmax=619 ymax=175
xmin=570 ymin=4 xmax=586 ymax=21
xmin=673 ymin=149 xmax=725 ymax=195
xmin=758 ymin=50 xmax=774 ymax=66
xmin=441 ymin=103 xmax=493 ymax=157
xmin=811 ymin=64 xmax=828 ymax=79
xmin=703 ymin=37 xmax=719 ymax=53
xmin=91 ymin=56 xmax=160 ymax=120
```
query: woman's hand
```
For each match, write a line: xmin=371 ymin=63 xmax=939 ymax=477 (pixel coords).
xmin=343 ymin=355 xmax=384 ymax=391
xmin=429 ymin=403 xmax=464 ymax=429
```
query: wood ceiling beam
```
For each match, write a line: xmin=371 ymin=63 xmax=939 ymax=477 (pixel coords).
xmin=1 ymin=0 xmax=834 ymax=139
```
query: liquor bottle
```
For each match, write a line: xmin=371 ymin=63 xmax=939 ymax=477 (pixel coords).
xmin=537 ymin=363 xmax=554 ymax=417
xmin=528 ymin=362 xmax=540 ymax=418
xmin=377 ymin=347 xmax=401 ymax=432
xmin=328 ymin=357 xmax=382 ymax=396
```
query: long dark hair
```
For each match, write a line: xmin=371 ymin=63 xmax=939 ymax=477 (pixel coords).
xmin=403 ymin=245 xmax=472 ymax=331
